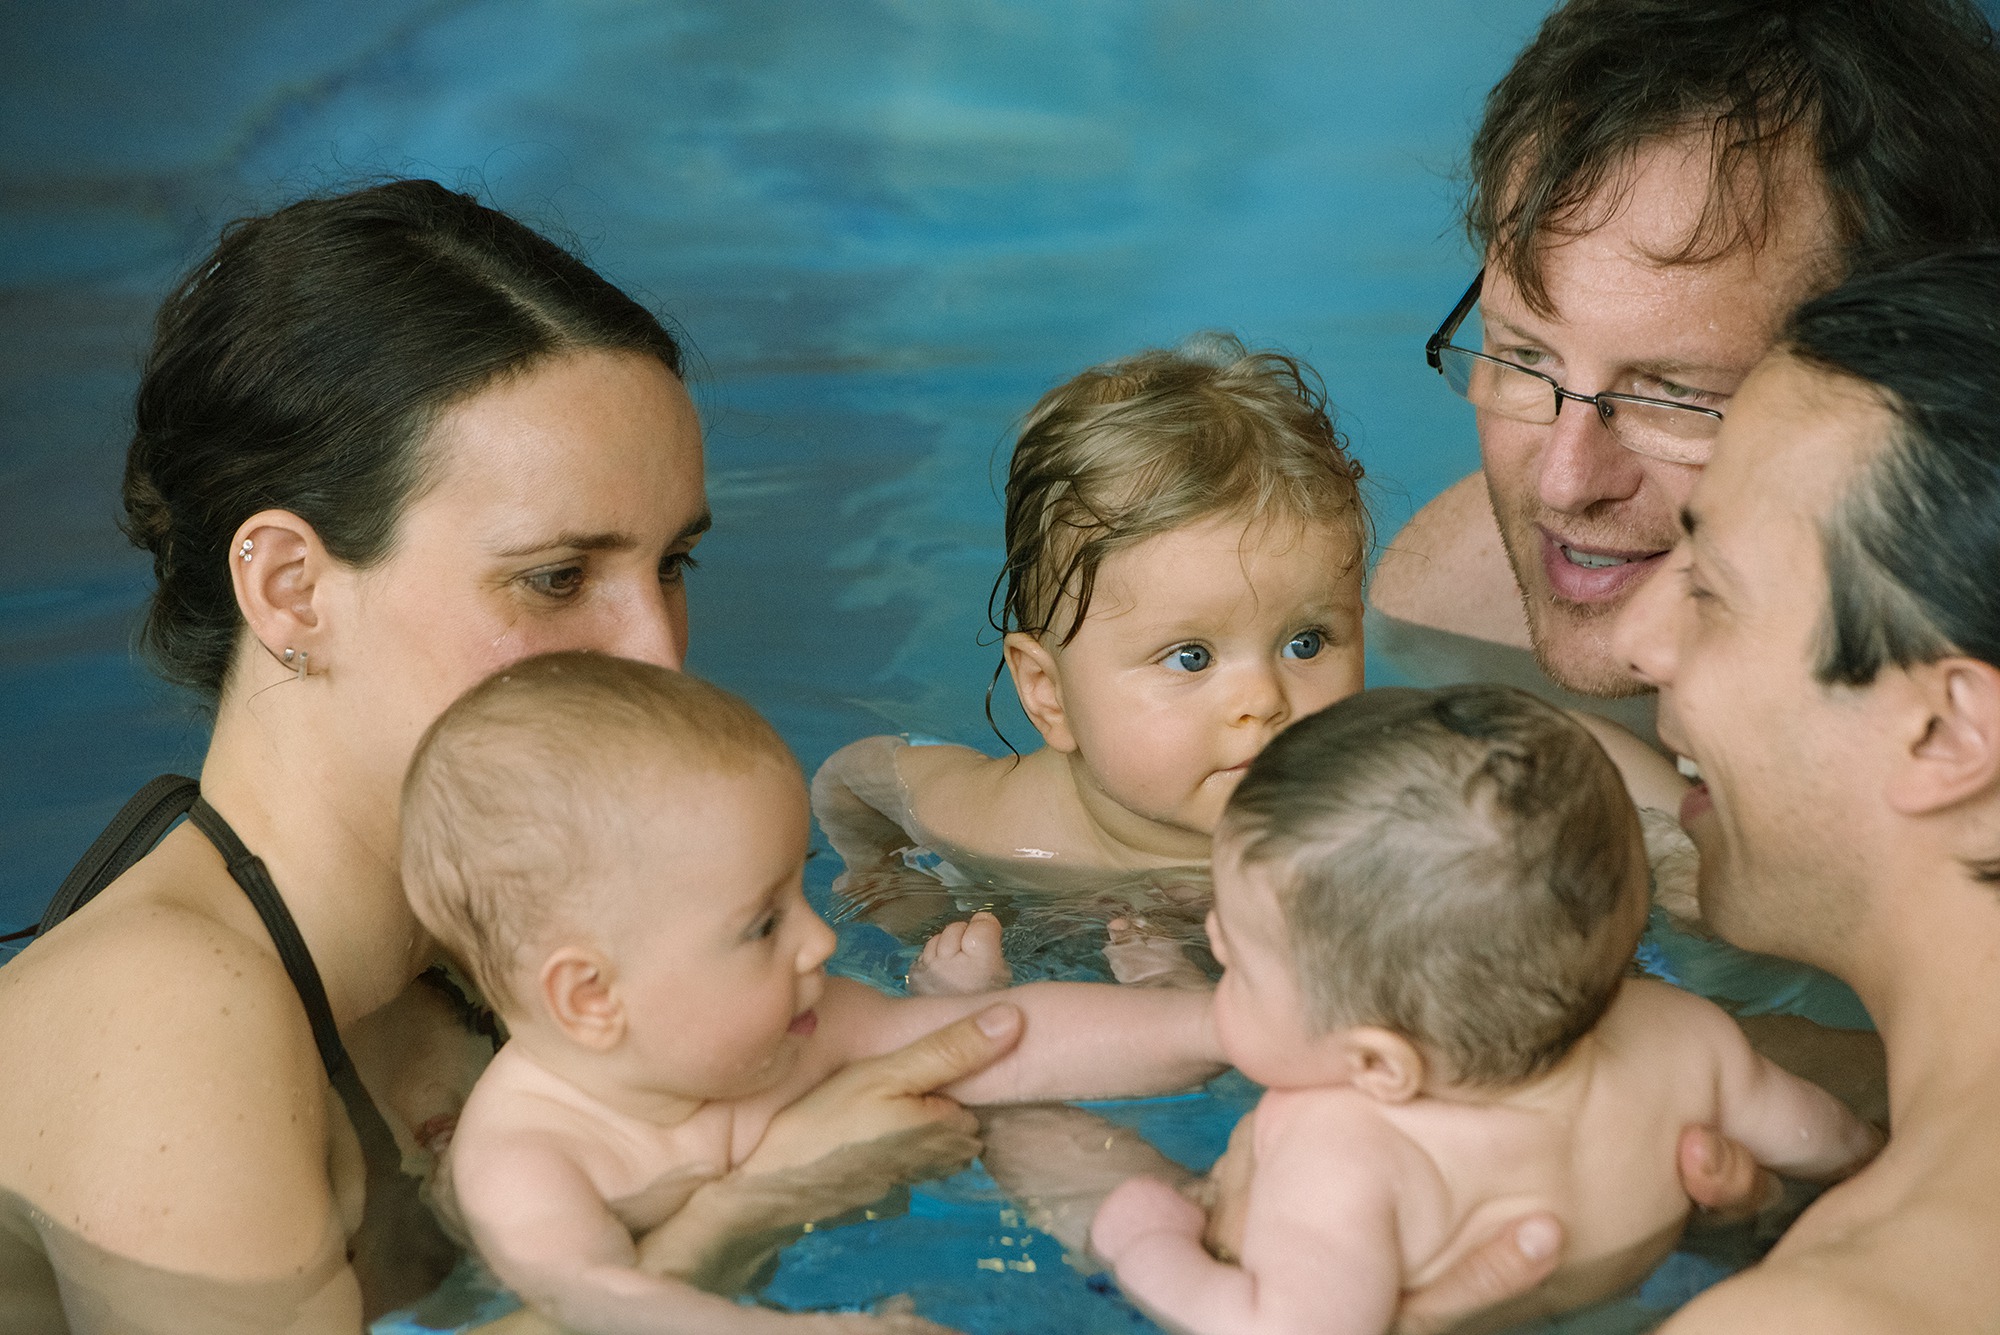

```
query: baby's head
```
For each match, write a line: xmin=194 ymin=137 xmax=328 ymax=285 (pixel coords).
xmin=401 ymin=652 xmax=836 ymax=1100
xmin=1210 ymin=685 xmax=1647 ymax=1097
xmin=998 ymin=335 xmax=1373 ymax=854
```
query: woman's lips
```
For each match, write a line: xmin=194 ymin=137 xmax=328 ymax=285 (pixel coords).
xmin=788 ymin=1010 xmax=818 ymax=1037
xmin=1679 ymin=782 xmax=1713 ymax=826
xmin=1538 ymin=529 xmax=1667 ymax=604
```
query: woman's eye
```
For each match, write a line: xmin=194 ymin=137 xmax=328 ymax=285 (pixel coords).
xmin=1283 ymin=629 xmax=1324 ymax=660
xmin=1496 ymin=345 xmax=1549 ymax=370
xmin=522 ymin=565 xmax=585 ymax=600
xmin=1163 ymin=644 xmax=1213 ymax=673
xmin=660 ymin=551 xmax=701 ymax=585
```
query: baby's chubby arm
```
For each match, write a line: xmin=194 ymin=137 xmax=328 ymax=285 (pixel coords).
xmin=817 ymin=976 xmax=1224 ymax=1103
xmin=451 ymin=1126 xmax=942 ymax=1335
xmin=1094 ymin=1099 xmax=1404 ymax=1335
xmin=1695 ymin=996 xmax=1883 ymax=1182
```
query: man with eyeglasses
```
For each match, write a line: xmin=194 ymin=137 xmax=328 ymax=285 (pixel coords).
xmin=1371 ymin=0 xmax=2000 ymax=739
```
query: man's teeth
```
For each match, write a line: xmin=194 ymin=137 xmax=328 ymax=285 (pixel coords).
xmin=1563 ymin=545 xmax=1633 ymax=569
xmin=1676 ymin=755 xmax=1704 ymax=783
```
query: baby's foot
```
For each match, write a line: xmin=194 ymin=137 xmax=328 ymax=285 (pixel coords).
xmin=1105 ymin=918 xmax=1210 ymax=990
xmin=908 ymin=911 xmax=1013 ymax=995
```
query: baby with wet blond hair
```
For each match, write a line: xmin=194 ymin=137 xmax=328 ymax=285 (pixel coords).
xmin=813 ymin=334 xmax=1372 ymax=993
xmin=1092 ymin=685 xmax=1879 ymax=1335
xmin=401 ymin=652 xmax=1223 ymax=1335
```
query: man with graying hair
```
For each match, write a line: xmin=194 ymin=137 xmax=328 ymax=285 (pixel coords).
xmin=1374 ymin=0 xmax=2000 ymax=732
xmin=1609 ymin=245 xmax=2000 ymax=1330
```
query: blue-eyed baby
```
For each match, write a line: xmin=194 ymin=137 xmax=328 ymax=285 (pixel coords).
xmin=1093 ymin=684 xmax=1879 ymax=1335
xmin=399 ymin=652 xmax=1222 ymax=1335
xmin=812 ymin=336 xmax=1370 ymax=993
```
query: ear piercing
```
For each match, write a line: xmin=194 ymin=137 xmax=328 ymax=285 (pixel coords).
xmin=240 ymin=538 xmax=254 ymax=563
xmin=282 ymin=647 xmax=309 ymax=682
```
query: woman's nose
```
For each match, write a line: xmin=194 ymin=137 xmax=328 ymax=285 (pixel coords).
xmin=608 ymin=584 xmax=688 ymax=670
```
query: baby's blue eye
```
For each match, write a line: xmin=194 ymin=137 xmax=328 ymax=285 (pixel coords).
xmin=1284 ymin=630 xmax=1324 ymax=661
xmin=1164 ymin=644 xmax=1212 ymax=673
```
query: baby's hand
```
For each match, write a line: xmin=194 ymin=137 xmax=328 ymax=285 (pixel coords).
xmin=1105 ymin=918 xmax=1210 ymax=990
xmin=908 ymin=912 xmax=1012 ymax=996
xmin=1199 ymin=1110 xmax=1256 ymax=1263
xmin=1092 ymin=1173 xmax=1206 ymax=1265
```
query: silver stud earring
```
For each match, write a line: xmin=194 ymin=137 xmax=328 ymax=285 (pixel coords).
xmin=240 ymin=538 xmax=254 ymax=563
xmin=282 ymin=647 xmax=309 ymax=683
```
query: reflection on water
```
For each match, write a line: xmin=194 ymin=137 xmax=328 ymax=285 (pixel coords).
xmin=0 ymin=1187 xmax=350 ymax=1335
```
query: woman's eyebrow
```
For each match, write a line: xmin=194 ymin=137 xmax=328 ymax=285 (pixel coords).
xmin=490 ymin=530 xmax=638 ymax=558
xmin=490 ymin=511 xmax=710 ymax=559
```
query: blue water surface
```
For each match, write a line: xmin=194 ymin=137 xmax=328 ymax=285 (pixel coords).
xmin=4 ymin=2 xmax=1959 ymax=1331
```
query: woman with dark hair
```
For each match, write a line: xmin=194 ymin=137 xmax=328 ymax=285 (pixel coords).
xmin=0 ymin=180 xmax=1010 ymax=1333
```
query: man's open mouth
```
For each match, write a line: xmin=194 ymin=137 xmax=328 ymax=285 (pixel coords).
xmin=1538 ymin=529 xmax=1668 ymax=603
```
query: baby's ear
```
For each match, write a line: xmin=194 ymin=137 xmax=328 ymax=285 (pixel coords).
xmin=1002 ymin=632 xmax=1076 ymax=752
xmin=1341 ymin=1026 xmax=1425 ymax=1104
xmin=541 ymin=946 xmax=625 ymax=1050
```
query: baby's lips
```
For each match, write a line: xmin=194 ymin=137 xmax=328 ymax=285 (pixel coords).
xmin=788 ymin=1009 xmax=819 ymax=1037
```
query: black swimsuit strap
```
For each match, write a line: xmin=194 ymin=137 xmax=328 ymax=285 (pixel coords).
xmin=183 ymin=797 xmax=354 ymax=1084
xmin=43 ymin=777 xmax=461 ymax=1306
xmin=38 ymin=775 xmax=202 ymax=936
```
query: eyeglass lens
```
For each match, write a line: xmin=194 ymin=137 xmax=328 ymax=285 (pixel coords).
xmin=1434 ymin=347 xmax=1715 ymax=466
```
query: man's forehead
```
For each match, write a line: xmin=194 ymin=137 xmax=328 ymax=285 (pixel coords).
xmin=1689 ymin=355 xmax=1891 ymax=543
xmin=1491 ymin=132 xmax=1836 ymax=341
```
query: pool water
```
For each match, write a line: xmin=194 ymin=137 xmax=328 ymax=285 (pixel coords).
xmin=0 ymin=1 xmax=1931 ymax=1331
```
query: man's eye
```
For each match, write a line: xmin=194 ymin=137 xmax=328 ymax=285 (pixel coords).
xmin=1283 ymin=629 xmax=1324 ymax=661
xmin=1163 ymin=644 xmax=1213 ymax=673
xmin=660 ymin=551 xmax=702 ymax=585
xmin=1636 ymin=376 xmax=1726 ymax=409
xmin=523 ymin=565 xmax=585 ymax=599
xmin=1496 ymin=345 xmax=1549 ymax=369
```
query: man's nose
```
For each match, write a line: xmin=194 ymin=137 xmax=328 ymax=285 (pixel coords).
xmin=1538 ymin=395 xmax=1647 ymax=515
xmin=1611 ymin=549 xmax=1680 ymax=688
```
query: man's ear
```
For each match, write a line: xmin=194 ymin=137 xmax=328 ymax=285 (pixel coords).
xmin=1002 ymin=631 xmax=1076 ymax=753
xmin=1888 ymin=657 xmax=2000 ymax=816
xmin=1340 ymin=1026 xmax=1426 ymax=1104
xmin=541 ymin=946 xmax=626 ymax=1050
xmin=229 ymin=510 xmax=332 ymax=677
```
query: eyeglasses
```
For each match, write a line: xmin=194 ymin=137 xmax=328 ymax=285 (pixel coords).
xmin=1423 ymin=269 xmax=1723 ymax=466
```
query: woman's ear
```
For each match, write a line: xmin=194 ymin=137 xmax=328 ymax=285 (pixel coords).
xmin=540 ymin=946 xmax=626 ymax=1051
xmin=1888 ymin=657 xmax=2000 ymax=817
xmin=1341 ymin=1026 xmax=1426 ymax=1104
xmin=1003 ymin=631 xmax=1076 ymax=753
xmin=230 ymin=509 xmax=331 ymax=678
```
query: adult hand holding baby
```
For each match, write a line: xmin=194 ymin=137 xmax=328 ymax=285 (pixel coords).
xmin=633 ymin=1005 xmax=1022 ymax=1293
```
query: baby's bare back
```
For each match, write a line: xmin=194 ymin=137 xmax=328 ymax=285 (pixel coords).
xmin=1256 ymin=979 xmax=1728 ymax=1309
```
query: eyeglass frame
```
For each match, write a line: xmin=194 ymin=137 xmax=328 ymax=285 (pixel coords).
xmin=1423 ymin=268 xmax=1725 ymax=455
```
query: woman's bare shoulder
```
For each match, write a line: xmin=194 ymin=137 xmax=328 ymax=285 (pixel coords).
xmin=0 ymin=874 xmax=342 ymax=1278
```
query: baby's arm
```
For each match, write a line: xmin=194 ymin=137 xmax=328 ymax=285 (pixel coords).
xmin=1093 ymin=1101 xmax=1403 ymax=1335
xmin=453 ymin=1128 xmax=937 ymax=1335
xmin=811 ymin=736 xmax=921 ymax=870
xmin=1704 ymin=1004 xmax=1884 ymax=1182
xmin=820 ymin=976 xmax=1222 ymax=1103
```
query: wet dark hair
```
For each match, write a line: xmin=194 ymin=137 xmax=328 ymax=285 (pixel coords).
xmin=1224 ymin=685 xmax=1645 ymax=1087
xmin=1786 ymin=248 xmax=2000 ymax=698
xmin=1470 ymin=0 xmax=2000 ymax=316
xmin=121 ymin=178 xmax=686 ymax=701
xmin=995 ymin=334 xmax=1367 ymax=647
